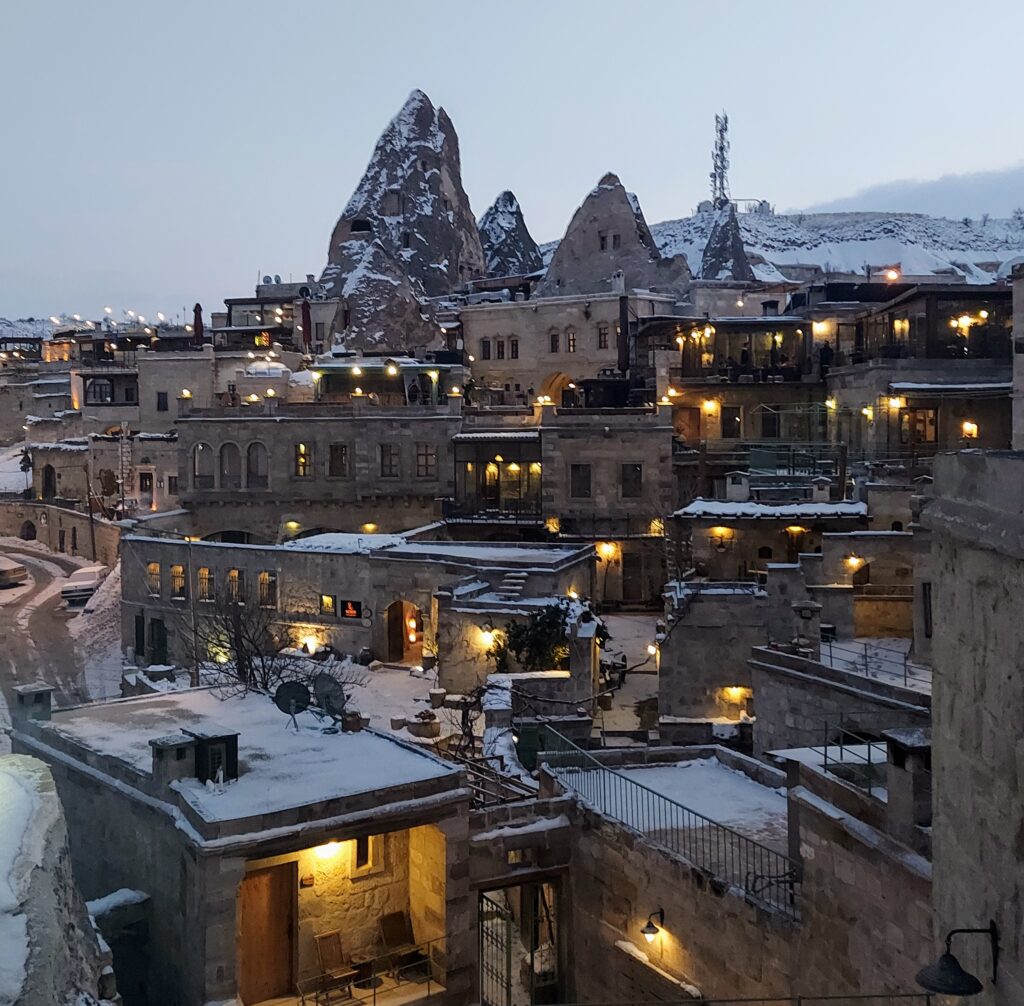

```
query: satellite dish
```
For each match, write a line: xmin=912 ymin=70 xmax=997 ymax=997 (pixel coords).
xmin=313 ymin=672 xmax=348 ymax=719
xmin=274 ymin=681 xmax=310 ymax=729
xmin=298 ymin=286 xmax=311 ymax=299
xmin=263 ymin=275 xmax=273 ymax=284
xmin=274 ymin=274 xmax=282 ymax=284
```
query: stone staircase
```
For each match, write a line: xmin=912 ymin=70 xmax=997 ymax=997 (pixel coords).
xmin=493 ymin=571 xmax=529 ymax=600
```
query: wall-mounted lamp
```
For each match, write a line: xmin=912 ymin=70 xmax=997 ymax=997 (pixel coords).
xmin=641 ymin=908 xmax=665 ymax=944
xmin=916 ymin=921 xmax=999 ymax=996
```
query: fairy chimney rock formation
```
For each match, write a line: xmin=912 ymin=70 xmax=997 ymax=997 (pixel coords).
xmin=478 ymin=191 xmax=543 ymax=277
xmin=534 ymin=172 xmax=692 ymax=298
xmin=699 ymin=201 xmax=755 ymax=282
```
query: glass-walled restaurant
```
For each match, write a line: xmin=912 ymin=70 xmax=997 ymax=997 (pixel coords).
xmin=451 ymin=433 xmax=542 ymax=517
xmin=675 ymin=317 xmax=812 ymax=381
xmin=852 ymin=287 xmax=1011 ymax=362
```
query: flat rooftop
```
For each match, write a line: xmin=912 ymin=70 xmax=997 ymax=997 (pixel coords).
xmin=612 ymin=759 xmax=789 ymax=851
xmin=39 ymin=689 xmax=459 ymax=824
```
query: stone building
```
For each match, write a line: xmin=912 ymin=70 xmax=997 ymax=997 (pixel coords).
xmin=460 ymin=291 xmax=675 ymax=404
xmin=919 ymin=450 xmax=1024 ymax=1004
xmin=11 ymin=687 xmax=474 ymax=1006
xmin=120 ymin=530 xmax=594 ymax=689
xmin=173 ymin=392 xmax=465 ymax=542
xmin=451 ymin=402 xmax=675 ymax=604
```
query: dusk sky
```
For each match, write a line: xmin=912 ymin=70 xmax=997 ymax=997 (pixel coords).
xmin=3 ymin=0 xmax=1023 ymax=320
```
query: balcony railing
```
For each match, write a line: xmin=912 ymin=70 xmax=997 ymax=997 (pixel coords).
xmin=538 ymin=728 xmax=800 ymax=917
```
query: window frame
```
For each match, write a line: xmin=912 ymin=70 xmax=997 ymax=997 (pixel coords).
xmin=621 ymin=462 xmax=643 ymax=499
xmin=509 ymin=338 xmax=519 ymax=359
xmin=480 ymin=339 xmax=492 ymax=361
xmin=294 ymin=442 xmax=313 ymax=478
xmin=156 ymin=391 xmax=169 ymax=412
xmin=549 ymin=331 xmax=559 ymax=354
xmin=328 ymin=442 xmax=350 ymax=479
xmin=257 ymin=570 xmax=278 ymax=608
xmin=197 ymin=566 xmax=214 ymax=602
xmin=146 ymin=561 xmax=161 ymax=596
xmin=569 ymin=463 xmax=592 ymax=499
xmin=320 ymin=594 xmax=337 ymax=617
xmin=416 ymin=443 xmax=437 ymax=479
xmin=169 ymin=563 xmax=187 ymax=600
xmin=380 ymin=443 xmax=400 ymax=478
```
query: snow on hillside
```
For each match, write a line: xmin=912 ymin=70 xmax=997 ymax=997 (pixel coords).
xmin=69 ymin=562 xmax=123 ymax=701
xmin=0 ymin=319 xmax=51 ymax=341
xmin=650 ymin=210 xmax=1024 ymax=283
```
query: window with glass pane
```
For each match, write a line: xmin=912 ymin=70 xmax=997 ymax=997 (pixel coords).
xmin=566 ymin=329 xmax=576 ymax=353
xmin=570 ymin=463 xmax=592 ymax=498
xmin=170 ymin=564 xmax=186 ymax=599
xmin=549 ymin=331 xmax=559 ymax=353
xmin=721 ymin=406 xmax=742 ymax=439
xmin=197 ymin=567 xmax=214 ymax=601
xmin=496 ymin=339 xmax=505 ymax=359
xmin=380 ymin=444 xmax=399 ymax=478
xmin=481 ymin=339 xmax=491 ymax=360
xmin=294 ymin=443 xmax=313 ymax=477
xmin=416 ymin=444 xmax=437 ymax=478
xmin=328 ymin=443 xmax=349 ymax=478
xmin=227 ymin=568 xmax=244 ymax=601
xmin=597 ymin=323 xmax=609 ymax=349
xmin=146 ymin=562 xmax=160 ymax=595
xmin=510 ymin=338 xmax=519 ymax=359
xmin=761 ymin=410 xmax=780 ymax=438
xmin=621 ymin=463 xmax=643 ymax=498
xmin=258 ymin=571 xmax=277 ymax=607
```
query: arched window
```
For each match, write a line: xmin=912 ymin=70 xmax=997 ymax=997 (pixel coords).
xmin=757 ymin=546 xmax=773 ymax=560
xmin=85 ymin=379 xmax=114 ymax=404
xmin=247 ymin=442 xmax=269 ymax=489
xmin=192 ymin=443 xmax=214 ymax=490
xmin=219 ymin=443 xmax=241 ymax=489
xmin=891 ymin=520 xmax=904 ymax=531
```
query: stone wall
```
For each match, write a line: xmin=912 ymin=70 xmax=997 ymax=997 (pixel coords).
xmin=852 ymin=595 xmax=913 ymax=636
xmin=0 ymin=500 xmax=121 ymax=566
xmin=409 ymin=823 xmax=447 ymax=944
xmin=749 ymin=646 xmax=930 ymax=755
xmin=923 ymin=450 xmax=1024 ymax=1005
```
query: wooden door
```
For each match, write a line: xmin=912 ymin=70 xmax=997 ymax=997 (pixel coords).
xmin=387 ymin=600 xmax=405 ymax=662
xmin=237 ymin=864 xmax=294 ymax=1004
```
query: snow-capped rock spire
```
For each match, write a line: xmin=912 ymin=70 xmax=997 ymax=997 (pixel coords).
xmin=478 ymin=191 xmax=542 ymax=277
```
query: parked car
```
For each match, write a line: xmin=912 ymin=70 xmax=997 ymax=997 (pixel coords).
xmin=0 ymin=556 xmax=28 ymax=588
xmin=61 ymin=565 xmax=107 ymax=604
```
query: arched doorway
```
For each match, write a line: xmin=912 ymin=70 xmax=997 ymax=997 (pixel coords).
xmin=41 ymin=464 xmax=56 ymax=499
xmin=539 ymin=372 xmax=573 ymax=402
xmin=386 ymin=599 xmax=423 ymax=664
xmin=19 ymin=520 xmax=36 ymax=541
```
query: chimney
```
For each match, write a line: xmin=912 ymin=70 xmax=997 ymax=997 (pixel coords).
xmin=725 ymin=471 xmax=750 ymax=502
xmin=761 ymin=300 xmax=779 ymax=317
xmin=884 ymin=728 xmax=932 ymax=846
xmin=811 ymin=476 xmax=831 ymax=503
xmin=11 ymin=683 xmax=54 ymax=727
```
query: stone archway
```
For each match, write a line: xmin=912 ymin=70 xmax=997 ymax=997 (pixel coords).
xmin=539 ymin=372 xmax=573 ymax=401
xmin=386 ymin=599 xmax=423 ymax=664
xmin=41 ymin=464 xmax=56 ymax=500
xmin=19 ymin=520 xmax=36 ymax=541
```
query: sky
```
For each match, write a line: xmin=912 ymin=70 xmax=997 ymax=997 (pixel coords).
xmin=3 ymin=0 xmax=1024 ymax=320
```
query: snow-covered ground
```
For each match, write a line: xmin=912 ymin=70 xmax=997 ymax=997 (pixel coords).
xmin=68 ymin=562 xmax=123 ymax=701
xmin=596 ymin=614 xmax=660 ymax=734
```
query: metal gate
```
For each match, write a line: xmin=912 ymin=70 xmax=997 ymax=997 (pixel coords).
xmin=480 ymin=885 xmax=560 ymax=1006
xmin=480 ymin=893 xmax=513 ymax=1006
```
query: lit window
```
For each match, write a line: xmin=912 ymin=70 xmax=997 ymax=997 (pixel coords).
xmin=416 ymin=444 xmax=437 ymax=478
xmin=294 ymin=443 xmax=313 ymax=478
xmin=170 ymin=564 xmax=186 ymax=599
xmin=320 ymin=594 xmax=336 ymax=616
xmin=258 ymin=571 xmax=277 ymax=608
xmin=227 ymin=568 xmax=244 ymax=601
xmin=146 ymin=562 xmax=160 ymax=595
xmin=566 ymin=329 xmax=576 ymax=353
xmin=197 ymin=567 xmax=214 ymax=602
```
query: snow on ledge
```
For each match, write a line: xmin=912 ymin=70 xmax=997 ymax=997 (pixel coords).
xmin=614 ymin=939 xmax=702 ymax=998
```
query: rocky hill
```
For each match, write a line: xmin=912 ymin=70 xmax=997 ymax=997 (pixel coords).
xmin=651 ymin=208 xmax=1024 ymax=283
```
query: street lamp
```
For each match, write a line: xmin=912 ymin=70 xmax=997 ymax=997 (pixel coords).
xmin=640 ymin=908 xmax=664 ymax=944
xmin=916 ymin=921 xmax=999 ymax=997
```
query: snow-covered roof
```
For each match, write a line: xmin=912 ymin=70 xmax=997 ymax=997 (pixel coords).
xmin=452 ymin=430 xmax=540 ymax=441
xmin=281 ymin=532 xmax=408 ymax=554
xmin=888 ymin=381 xmax=1011 ymax=394
xmin=39 ymin=689 xmax=459 ymax=824
xmin=676 ymin=498 xmax=868 ymax=520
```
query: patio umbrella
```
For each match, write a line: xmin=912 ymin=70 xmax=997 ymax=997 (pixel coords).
xmin=301 ymin=299 xmax=312 ymax=353
xmin=192 ymin=303 xmax=205 ymax=347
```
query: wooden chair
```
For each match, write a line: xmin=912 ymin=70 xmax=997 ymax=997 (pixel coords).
xmin=313 ymin=931 xmax=357 ymax=1004
xmin=378 ymin=912 xmax=428 ymax=982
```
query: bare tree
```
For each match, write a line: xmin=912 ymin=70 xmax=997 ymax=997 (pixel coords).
xmin=174 ymin=582 xmax=364 ymax=701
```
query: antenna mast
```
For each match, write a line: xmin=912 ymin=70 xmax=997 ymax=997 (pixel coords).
xmin=710 ymin=111 xmax=731 ymax=209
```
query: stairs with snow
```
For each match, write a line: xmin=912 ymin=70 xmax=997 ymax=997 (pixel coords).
xmin=494 ymin=571 xmax=529 ymax=600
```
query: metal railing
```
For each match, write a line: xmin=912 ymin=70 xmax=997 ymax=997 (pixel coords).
xmin=295 ymin=935 xmax=447 ymax=1006
xmin=549 ymin=996 xmax=936 ymax=1005
xmin=820 ymin=638 xmax=931 ymax=692
xmin=539 ymin=728 xmax=800 ymax=916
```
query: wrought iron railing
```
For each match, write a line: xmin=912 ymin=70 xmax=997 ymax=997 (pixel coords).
xmin=819 ymin=638 xmax=930 ymax=692
xmin=538 ymin=728 xmax=800 ymax=917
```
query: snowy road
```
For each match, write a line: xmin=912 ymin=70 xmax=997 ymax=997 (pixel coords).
xmin=0 ymin=546 xmax=88 ymax=722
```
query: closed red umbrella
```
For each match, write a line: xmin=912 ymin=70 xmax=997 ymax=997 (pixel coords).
xmin=192 ymin=303 xmax=205 ymax=347
xmin=301 ymin=300 xmax=312 ymax=353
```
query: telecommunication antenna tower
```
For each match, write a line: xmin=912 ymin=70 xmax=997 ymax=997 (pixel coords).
xmin=710 ymin=111 xmax=731 ymax=209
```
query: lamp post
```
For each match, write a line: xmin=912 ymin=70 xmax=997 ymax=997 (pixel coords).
xmin=640 ymin=907 xmax=664 ymax=944
xmin=916 ymin=920 xmax=999 ymax=997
